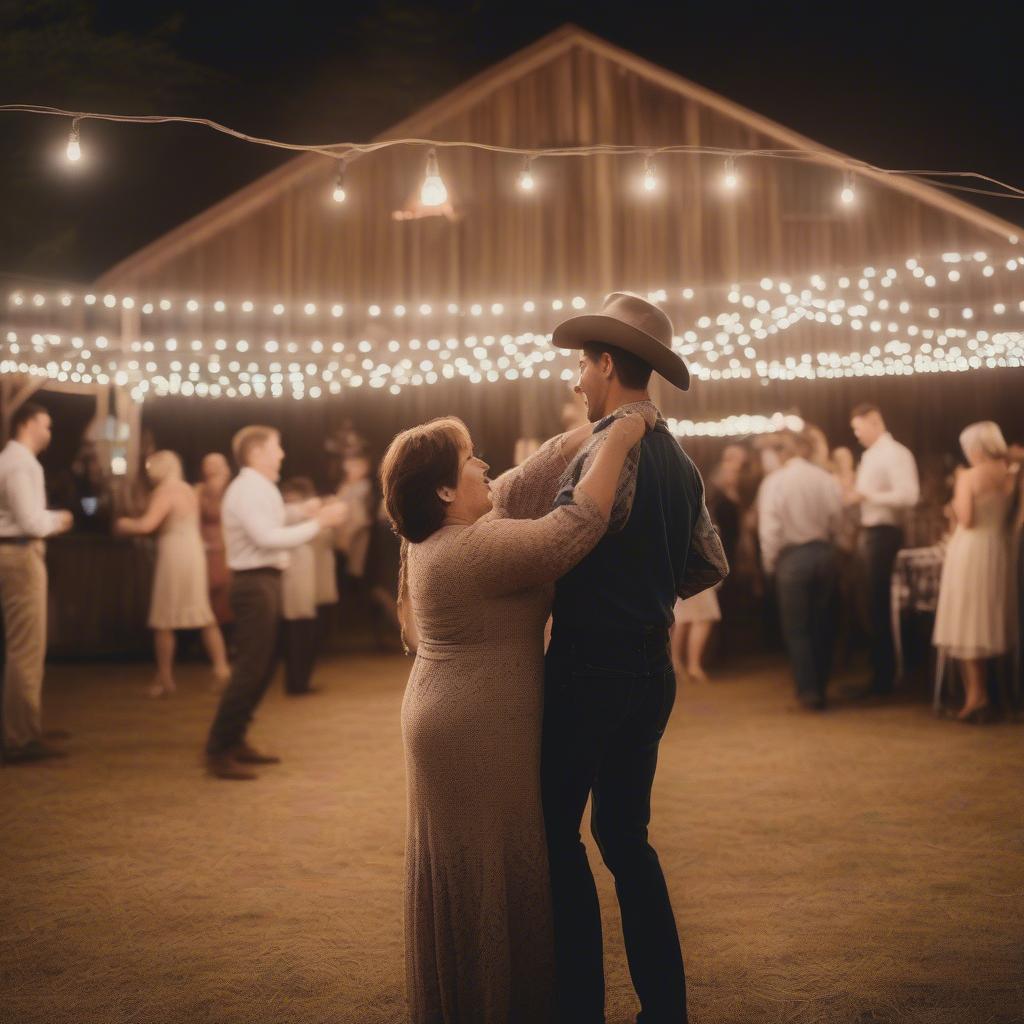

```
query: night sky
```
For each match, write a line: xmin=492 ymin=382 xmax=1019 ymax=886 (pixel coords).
xmin=1 ymin=0 xmax=1021 ymax=284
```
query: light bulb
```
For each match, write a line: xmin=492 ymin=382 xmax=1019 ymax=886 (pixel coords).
xmin=421 ymin=149 xmax=448 ymax=207
xmin=722 ymin=157 xmax=739 ymax=192
xmin=518 ymin=156 xmax=535 ymax=193
xmin=642 ymin=155 xmax=658 ymax=193
xmin=840 ymin=171 xmax=856 ymax=206
xmin=332 ymin=160 xmax=347 ymax=204
xmin=66 ymin=121 xmax=81 ymax=163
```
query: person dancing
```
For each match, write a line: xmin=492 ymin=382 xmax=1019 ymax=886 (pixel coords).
xmin=382 ymin=409 xmax=650 ymax=1023
xmin=203 ymin=426 xmax=345 ymax=780
xmin=116 ymin=450 xmax=230 ymax=697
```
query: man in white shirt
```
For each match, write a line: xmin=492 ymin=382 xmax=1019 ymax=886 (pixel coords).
xmin=0 ymin=402 xmax=73 ymax=762
xmin=848 ymin=404 xmax=920 ymax=696
xmin=758 ymin=431 xmax=842 ymax=710
xmin=204 ymin=425 xmax=346 ymax=780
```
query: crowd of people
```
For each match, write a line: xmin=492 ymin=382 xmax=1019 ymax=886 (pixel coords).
xmin=0 ymin=404 xmax=405 ymax=766
xmin=0 ymin=396 xmax=1021 ymax=766
xmin=688 ymin=404 xmax=1023 ymax=720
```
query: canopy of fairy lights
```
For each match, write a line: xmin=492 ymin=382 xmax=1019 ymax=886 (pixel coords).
xmin=5 ymin=249 xmax=1022 ymax=412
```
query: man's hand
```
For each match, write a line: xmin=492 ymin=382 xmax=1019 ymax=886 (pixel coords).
xmin=316 ymin=501 xmax=348 ymax=529
xmin=297 ymin=497 xmax=323 ymax=518
xmin=842 ymin=489 xmax=863 ymax=508
xmin=54 ymin=510 xmax=74 ymax=534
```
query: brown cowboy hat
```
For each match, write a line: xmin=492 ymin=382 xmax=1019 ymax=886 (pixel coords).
xmin=552 ymin=291 xmax=690 ymax=391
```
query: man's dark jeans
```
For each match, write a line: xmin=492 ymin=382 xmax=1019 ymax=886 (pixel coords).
xmin=542 ymin=625 xmax=686 ymax=1024
xmin=775 ymin=540 xmax=839 ymax=704
xmin=206 ymin=568 xmax=281 ymax=755
xmin=859 ymin=525 xmax=903 ymax=693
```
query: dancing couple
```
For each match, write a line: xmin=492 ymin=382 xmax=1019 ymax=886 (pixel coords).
xmin=381 ymin=293 xmax=728 ymax=1024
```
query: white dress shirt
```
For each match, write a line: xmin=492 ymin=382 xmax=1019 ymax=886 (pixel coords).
xmin=855 ymin=432 xmax=920 ymax=527
xmin=221 ymin=467 xmax=319 ymax=571
xmin=0 ymin=440 xmax=64 ymax=538
xmin=758 ymin=457 xmax=842 ymax=574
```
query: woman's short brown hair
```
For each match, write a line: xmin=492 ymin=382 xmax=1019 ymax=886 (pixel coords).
xmin=380 ymin=417 xmax=471 ymax=543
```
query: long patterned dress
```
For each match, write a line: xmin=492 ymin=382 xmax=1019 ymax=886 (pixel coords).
xmin=402 ymin=435 xmax=607 ymax=1023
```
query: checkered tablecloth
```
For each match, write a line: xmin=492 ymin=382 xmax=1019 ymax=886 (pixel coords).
xmin=891 ymin=543 xmax=946 ymax=615
xmin=891 ymin=543 xmax=946 ymax=678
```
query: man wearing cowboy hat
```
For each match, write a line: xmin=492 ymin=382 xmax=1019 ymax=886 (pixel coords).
xmin=542 ymin=292 xmax=726 ymax=1024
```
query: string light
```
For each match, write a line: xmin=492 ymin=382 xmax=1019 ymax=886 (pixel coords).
xmin=420 ymin=149 xmax=448 ymax=207
xmin=332 ymin=160 xmax=347 ymax=204
xmin=642 ymin=154 xmax=658 ymax=194
xmin=722 ymin=156 xmax=739 ymax=193
xmin=65 ymin=119 xmax=81 ymax=163
xmin=840 ymin=171 xmax=856 ymax=207
xmin=517 ymin=156 xmax=535 ymax=193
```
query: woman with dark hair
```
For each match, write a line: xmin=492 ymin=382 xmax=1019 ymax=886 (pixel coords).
xmin=380 ymin=410 xmax=648 ymax=1024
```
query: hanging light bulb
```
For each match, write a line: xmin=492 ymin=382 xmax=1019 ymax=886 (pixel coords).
xmin=642 ymin=154 xmax=658 ymax=193
xmin=66 ymin=119 xmax=81 ymax=163
xmin=722 ymin=156 xmax=739 ymax=192
xmin=420 ymin=149 xmax=448 ymax=207
xmin=332 ymin=159 xmax=347 ymax=204
xmin=517 ymin=156 xmax=535 ymax=193
xmin=839 ymin=170 xmax=856 ymax=206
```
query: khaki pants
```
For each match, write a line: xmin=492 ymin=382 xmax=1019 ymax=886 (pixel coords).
xmin=0 ymin=541 xmax=47 ymax=751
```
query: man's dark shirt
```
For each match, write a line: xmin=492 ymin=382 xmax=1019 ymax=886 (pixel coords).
xmin=552 ymin=422 xmax=703 ymax=632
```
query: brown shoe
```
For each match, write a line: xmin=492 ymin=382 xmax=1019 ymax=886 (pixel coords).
xmin=206 ymin=753 xmax=257 ymax=780
xmin=230 ymin=742 xmax=281 ymax=765
xmin=5 ymin=739 xmax=69 ymax=763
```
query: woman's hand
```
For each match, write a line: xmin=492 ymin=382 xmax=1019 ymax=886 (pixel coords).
xmin=608 ymin=411 xmax=649 ymax=449
xmin=113 ymin=517 xmax=133 ymax=536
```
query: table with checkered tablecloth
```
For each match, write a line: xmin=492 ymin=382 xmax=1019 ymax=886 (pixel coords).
xmin=890 ymin=542 xmax=946 ymax=679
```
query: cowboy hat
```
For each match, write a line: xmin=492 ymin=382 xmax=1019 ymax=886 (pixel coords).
xmin=552 ymin=291 xmax=690 ymax=391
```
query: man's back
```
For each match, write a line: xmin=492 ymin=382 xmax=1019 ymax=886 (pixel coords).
xmin=552 ymin=424 xmax=703 ymax=631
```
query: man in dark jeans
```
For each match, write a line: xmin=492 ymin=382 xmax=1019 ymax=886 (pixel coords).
xmin=848 ymin=405 xmax=919 ymax=695
xmin=757 ymin=431 xmax=842 ymax=709
xmin=544 ymin=293 xmax=725 ymax=1024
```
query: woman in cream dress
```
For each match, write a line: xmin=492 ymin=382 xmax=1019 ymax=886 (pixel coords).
xmin=932 ymin=421 xmax=1017 ymax=721
xmin=116 ymin=451 xmax=231 ymax=697
xmin=381 ymin=411 xmax=648 ymax=1024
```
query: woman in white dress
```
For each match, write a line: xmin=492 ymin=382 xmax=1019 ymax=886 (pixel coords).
xmin=932 ymin=422 xmax=1017 ymax=722
xmin=116 ymin=451 xmax=231 ymax=697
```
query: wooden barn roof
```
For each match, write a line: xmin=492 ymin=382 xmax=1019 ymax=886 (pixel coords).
xmin=96 ymin=25 xmax=1020 ymax=289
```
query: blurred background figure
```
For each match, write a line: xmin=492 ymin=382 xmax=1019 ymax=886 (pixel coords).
xmin=51 ymin=439 xmax=114 ymax=533
xmin=829 ymin=445 xmax=865 ymax=666
xmin=365 ymin=499 xmax=404 ymax=647
xmin=280 ymin=478 xmax=321 ymax=696
xmin=848 ymin=404 xmax=920 ymax=698
xmin=932 ymin=422 xmax=1016 ymax=722
xmin=195 ymin=453 xmax=233 ymax=629
xmin=312 ymin=487 xmax=341 ymax=656
xmin=758 ymin=430 xmax=841 ymax=710
xmin=116 ymin=450 xmax=230 ymax=698
xmin=334 ymin=447 xmax=374 ymax=584
xmin=671 ymin=586 xmax=720 ymax=683
xmin=0 ymin=402 xmax=74 ymax=763
xmin=801 ymin=423 xmax=833 ymax=471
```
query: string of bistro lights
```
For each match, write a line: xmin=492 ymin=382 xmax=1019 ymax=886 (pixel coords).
xmin=1 ymin=106 xmax=1022 ymax=436
xmin=5 ymin=250 xmax=1023 ymax=407
xmin=3 ymin=104 xmax=1024 ymax=210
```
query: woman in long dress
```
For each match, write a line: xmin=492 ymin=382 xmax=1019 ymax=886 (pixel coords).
xmin=116 ymin=451 xmax=231 ymax=698
xmin=195 ymin=452 xmax=233 ymax=627
xmin=932 ymin=421 xmax=1017 ymax=721
xmin=380 ymin=410 xmax=648 ymax=1024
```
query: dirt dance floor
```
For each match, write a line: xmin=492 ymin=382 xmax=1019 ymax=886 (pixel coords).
xmin=2 ymin=653 xmax=1022 ymax=1024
